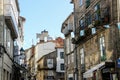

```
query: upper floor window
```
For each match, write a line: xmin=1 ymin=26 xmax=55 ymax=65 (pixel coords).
xmin=71 ymin=53 xmax=74 ymax=63
xmin=86 ymin=0 xmax=90 ymax=8
xmin=79 ymin=18 xmax=85 ymax=29
xmin=66 ymin=37 xmax=70 ymax=54
xmin=60 ymin=52 xmax=64 ymax=59
xmin=47 ymin=59 xmax=53 ymax=68
xmin=79 ymin=0 xmax=83 ymax=6
xmin=93 ymin=3 xmax=101 ymax=26
xmin=85 ymin=12 xmax=92 ymax=26
xmin=60 ymin=63 xmax=65 ymax=70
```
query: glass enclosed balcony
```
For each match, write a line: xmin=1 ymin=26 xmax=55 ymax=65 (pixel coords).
xmin=4 ymin=4 xmax=18 ymax=39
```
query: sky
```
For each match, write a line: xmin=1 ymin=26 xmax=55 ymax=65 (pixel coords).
xmin=19 ymin=0 xmax=73 ymax=49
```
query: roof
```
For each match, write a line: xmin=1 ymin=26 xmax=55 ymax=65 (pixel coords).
xmin=37 ymin=51 xmax=56 ymax=63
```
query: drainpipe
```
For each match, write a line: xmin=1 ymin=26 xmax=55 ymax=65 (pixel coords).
xmin=73 ymin=2 xmax=78 ymax=80
xmin=74 ymin=45 xmax=78 ymax=80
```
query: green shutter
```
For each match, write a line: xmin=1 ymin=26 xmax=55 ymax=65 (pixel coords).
xmin=101 ymin=55 xmax=106 ymax=61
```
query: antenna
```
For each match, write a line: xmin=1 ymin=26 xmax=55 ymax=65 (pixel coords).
xmin=32 ymin=39 xmax=34 ymax=46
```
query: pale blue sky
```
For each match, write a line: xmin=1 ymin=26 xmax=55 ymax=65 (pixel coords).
xmin=19 ymin=0 xmax=73 ymax=49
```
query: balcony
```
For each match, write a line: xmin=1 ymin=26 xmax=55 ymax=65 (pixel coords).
xmin=62 ymin=23 xmax=73 ymax=36
xmin=4 ymin=4 xmax=18 ymax=39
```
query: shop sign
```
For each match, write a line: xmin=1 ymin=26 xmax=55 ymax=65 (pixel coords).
xmin=117 ymin=58 xmax=120 ymax=68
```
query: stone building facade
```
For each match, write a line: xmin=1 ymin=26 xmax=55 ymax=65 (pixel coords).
xmin=61 ymin=12 xmax=74 ymax=80
xmin=62 ymin=0 xmax=120 ymax=80
xmin=0 ymin=0 xmax=26 ymax=80
xmin=37 ymin=51 xmax=56 ymax=80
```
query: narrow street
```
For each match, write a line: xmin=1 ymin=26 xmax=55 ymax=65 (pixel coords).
xmin=0 ymin=0 xmax=120 ymax=80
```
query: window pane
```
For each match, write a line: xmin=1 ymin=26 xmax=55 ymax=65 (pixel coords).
xmin=60 ymin=52 xmax=64 ymax=59
xmin=79 ymin=0 xmax=83 ymax=6
xmin=60 ymin=64 xmax=65 ymax=70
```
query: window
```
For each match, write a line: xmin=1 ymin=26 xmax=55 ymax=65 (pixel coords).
xmin=86 ymin=0 xmax=90 ymax=8
xmin=47 ymin=70 xmax=53 ymax=76
xmin=91 ymin=27 xmax=96 ymax=34
xmin=68 ymin=55 xmax=70 ymax=64
xmin=47 ymin=59 xmax=53 ymax=68
xmin=6 ymin=28 xmax=11 ymax=53
xmin=66 ymin=37 xmax=70 ymax=54
xmin=79 ymin=18 xmax=85 ymax=29
xmin=80 ymin=48 xmax=84 ymax=64
xmin=69 ymin=77 xmax=73 ymax=80
xmin=60 ymin=52 xmax=64 ymax=59
xmin=71 ymin=53 xmax=74 ymax=63
xmin=79 ymin=0 xmax=83 ymax=6
xmin=4 ymin=25 xmax=7 ymax=47
xmin=70 ymin=37 xmax=74 ymax=51
xmin=100 ymin=0 xmax=110 ymax=24
xmin=99 ymin=36 xmax=106 ymax=61
xmin=80 ymin=30 xmax=85 ymax=36
xmin=93 ymin=3 xmax=101 ymax=26
xmin=60 ymin=64 xmax=65 ymax=70
xmin=86 ymin=12 xmax=92 ymax=26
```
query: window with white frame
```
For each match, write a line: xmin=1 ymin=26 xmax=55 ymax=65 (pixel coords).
xmin=79 ymin=0 xmax=83 ymax=6
xmin=80 ymin=48 xmax=84 ymax=64
xmin=99 ymin=36 xmax=106 ymax=61
xmin=47 ymin=59 xmax=53 ymax=68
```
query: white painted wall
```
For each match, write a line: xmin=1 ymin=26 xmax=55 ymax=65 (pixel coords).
xmin=36 ymin=42 xmax=56 ymax=62
xmin=35 ymin=41 xmax=56 ymax=73
xmin=56 ymin=48 xmax=65 ymax=72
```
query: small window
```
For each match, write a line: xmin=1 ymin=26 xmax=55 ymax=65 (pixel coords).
xmin=93 ymin=3 xmax=101 ymax=26
xmin=80 ymin=48 xmax=84 ymax=64
xmin=69 ymin=77 xmax=73 ymax=80
xmin=86 ymin=0 xmax=90 ymax=8
xmin=79 ymin=0 xmax=83 ymax=6
xmin=79 ymin=19 xmax=85 ymax=28
xmin=60 ymin=64 xmax=65 ymax=70
xmin=60 ymin=52 xmax=64 ymax=59
xmin=85 ymin=12 xmax=92 ymax=26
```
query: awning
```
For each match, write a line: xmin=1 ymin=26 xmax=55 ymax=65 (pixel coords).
xmin=83 ymin=62 xmax=105 ymax=78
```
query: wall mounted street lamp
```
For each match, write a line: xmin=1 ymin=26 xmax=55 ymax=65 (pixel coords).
xmin=20 ymin=47 xmax=25 ymax=59
xmin=14 ymin=47 xmax=25 ymax=57
xmin=14 ymin=47 xmax=26 ymax=66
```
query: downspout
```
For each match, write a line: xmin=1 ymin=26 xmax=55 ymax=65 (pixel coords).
xmin=73 ymin=1 xmax=78 ymax=80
